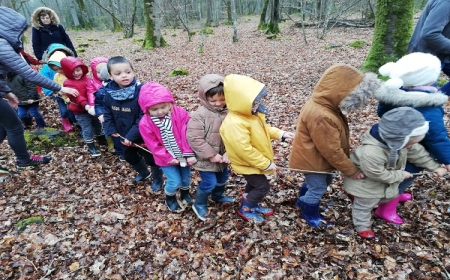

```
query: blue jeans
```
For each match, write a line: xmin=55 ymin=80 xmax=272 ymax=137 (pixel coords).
xmin=198 ymin=167 xmax=229 ymax=193
xmin=111 ymin=135 xmax=123 ymax=156
xmin=74 ymin=113 xmax=103 ymax=142
xmin=160 ymin=165 xmax=191 ymax=195
xmin=300 ymin=173 xmax=333 ymax=204
xmin=18 ymin=104 xmax=43 ymax=120
xmin=0 ymin=98 xmax=29 ymax=162
xmin=52 ymin=96 xmax=76 ymax=122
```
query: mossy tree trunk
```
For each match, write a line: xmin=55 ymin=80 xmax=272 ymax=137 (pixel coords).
xmin=258 ymin=0 xmax=269 ymax=30
xmin=266 ymin=0 xmax=280 ymax=34
xmin=206 ymin=0 xmax=212 ymax=27
xmin=142 ymin=0 xmax=167 ymax=50
xmin=110 ymin=0 xmax=122 ymax=32
xmin=225 ymin=0 xmax=232 ymax=24
xmin=75 ymin=0 xmax=92 ymax=29
xmin=361 ymin=0 xmax=414 ymax=73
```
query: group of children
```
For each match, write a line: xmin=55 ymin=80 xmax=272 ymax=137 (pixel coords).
xmin=10 ymin=46 xmax=450 ymax=240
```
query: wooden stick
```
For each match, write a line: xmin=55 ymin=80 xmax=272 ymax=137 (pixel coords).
xmin=118 ymin=135 xmax=152 ymax=154
xmin=277 ymin=167 xmax=337 ymax=175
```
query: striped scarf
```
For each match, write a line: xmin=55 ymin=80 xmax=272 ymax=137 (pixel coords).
xmin=151 ymin=115 xmax=186 ymax=166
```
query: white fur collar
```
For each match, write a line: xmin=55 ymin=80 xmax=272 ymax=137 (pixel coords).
xmin=375 ymin=85 xmax=448 ymax=107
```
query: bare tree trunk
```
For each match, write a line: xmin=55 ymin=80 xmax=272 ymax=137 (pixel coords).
xmin=230 ymin=0 xmax=238 ymax=42
xmin=258 ymin=0 xmax=269 ymax=30
xmin=225 ymin=0 xmax=232 ymax=24
xmin=91 ymin=0 xmax=122 ymax=32
xmin=206 ymin=0 xmax=212 ymax=26
xmin=70 ymin=0 xmax=80 ymax=27
xmin=75 ymin=0 xmax=92 ymax=29
xmin=142 ymin=0 xmax=167 ymax=49
xmin=267 ymin=0 xmax=280 ymax=34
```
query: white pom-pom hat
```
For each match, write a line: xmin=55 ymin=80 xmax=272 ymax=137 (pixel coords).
xmin=379 ymin=52 xmax=441 ymax=88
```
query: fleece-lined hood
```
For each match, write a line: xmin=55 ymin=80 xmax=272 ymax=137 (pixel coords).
xmin=139 ymin=82 xmax=175 ymax=114
xmin=60 ymin=56 xmax=88 ymax=80
xmin=90 ymin=56 xmax=108 ymax=82
xmin=198 ymin=74 xmax=225 ymax=112
xmin=375 ymin=85 xmax=448 ymax=108
xmin=0 ymin=7 xmax=28 ymax=52
xmin=31 ymin=7 xmax=60 ymax=29
xmin=312 ymin=63 xmax=381 ymax=113
xmin=223 ymin=74 xmax=265 ymax=116
xmin=42 ymin=43 xmax=74 ymax=63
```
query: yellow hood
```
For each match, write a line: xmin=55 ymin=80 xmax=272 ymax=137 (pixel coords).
xmin=224 ymin=74 xmax=265 ymax=116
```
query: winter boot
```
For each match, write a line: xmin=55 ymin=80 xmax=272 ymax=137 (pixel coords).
xmin=165 ymin=194 xmax=183 ymax=212
xmin=237 ymin=198 xmax=265 ymax=223
xmin=374 ymin=196 xmax=403 ymax=224
xmin=131 ymin=158 xmax=151 ymax=182
xmin=17 ymin=154 xmax=51 ymax=168
xmin=179 ymin=188 xmax=193 ymax=204
xmin=241 ymin=192 xmax=273 ymax=216
xmin=358 ymin=229 xmax=375 ymax=240
xmin=398 ymin=193 xmax=412 ymax=203
xmin=192 ymin=189 xmax=215 ymax=221
xmin=21 ymin=117 xmax=33 ymax=129
xmin=96 ymin=134 xmax=108 ymax=146
xmin=211 ymin=184 xmax=234 ymax=203
xmin=61 ymin=117 xmax=73 ymax=132
xmin=297 ymin=200 xmax=332 ymax=228
xmin=35 ymin=117 xmax=46 ymax=130
xmin=150 ymin=166 xmax=164 ymax=191
xmin=106 ymin=137 xmax=115 ymax=153
xmin=86 ymin=142 xmax=101 ymax=157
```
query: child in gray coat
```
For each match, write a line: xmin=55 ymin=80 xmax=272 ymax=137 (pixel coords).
xmin=344 ymin=107 xmax=447 ymax=240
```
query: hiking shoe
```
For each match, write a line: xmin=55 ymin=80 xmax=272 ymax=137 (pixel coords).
xmin=17 ymin=155 xmax=51 ymax=168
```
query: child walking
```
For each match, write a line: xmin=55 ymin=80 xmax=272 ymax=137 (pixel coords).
xmin=219 ymin=74 xmax=294 ymax=223
xmin=344 ymin=107 xmax=447 ymax=239
xmin=102 ymin=56 xmax=163 ymax=188
xmin=289 ymin=64 xmax=382 ymax=228
xmin=60 ymin=56 xmax=106 ymax=156
xmin=375 ymin=52 xmax=450 ymax=203
xmin=187 ymin=74 xmax=233 ymax=221
xmin=7 ymin=70 xmax=46 ymax=130
xmin=138 ymin=82 xmax=197 ymax=212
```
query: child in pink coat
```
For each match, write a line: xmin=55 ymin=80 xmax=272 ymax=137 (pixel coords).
xmin=138 ymin=82 xmax=197 ymax=212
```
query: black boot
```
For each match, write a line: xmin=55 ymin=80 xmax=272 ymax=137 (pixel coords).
xmin=211 ymin=184 xmax=234 ymax=203
xmin=96 ymin=134 xmax=108 ymax=146
xmin=87 ymin=142 xmax=101 ymax=157
xmin=179 ymin=188 xmax=193 ymax=204
xmin=35 ymin=117 xmax=46 ymax=130
xmin=131 ymin=158 xmax=151 ymax=182
xmin=21 ymin=117 xmax=33 ymax=129
xmin=165 ymin=194 xmax=183 ymax=212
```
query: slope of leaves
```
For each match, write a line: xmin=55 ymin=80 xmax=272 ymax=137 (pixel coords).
xmin=1 ymin=17 xmax=449 ymax=279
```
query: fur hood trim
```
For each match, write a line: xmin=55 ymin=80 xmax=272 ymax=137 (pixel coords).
xmin=375 ymin=85 xmax=448 ymax=108
xmin=31 ymin=7 xmax=60 ymax=29
xmin=339 ymin=72 xmax=382 ymax=112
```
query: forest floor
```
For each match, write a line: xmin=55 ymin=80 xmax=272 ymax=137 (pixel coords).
xmin=1 ymin=16 xmax=449 ymax=279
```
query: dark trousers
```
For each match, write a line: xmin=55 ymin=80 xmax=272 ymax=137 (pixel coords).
xmin=123 ymin=145 xmax=156 ymax=166
xmin=0 ymin=98 xmax=30 ymax=162
xmin=242 ymin=174 xmax=270 ymax=204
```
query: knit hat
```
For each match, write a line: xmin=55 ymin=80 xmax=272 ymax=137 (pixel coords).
xmin=198 ymin=74 xmax=224 ymax=96
xmin=47 ymin=51 xmax=67 ymax=68
xmin=378 ymin=107 xmax=429 ymax=168
xmin=379 ymin=52 xmax=441 ymax=88
xmin=99 ymin=65 xmax=110 ymax=81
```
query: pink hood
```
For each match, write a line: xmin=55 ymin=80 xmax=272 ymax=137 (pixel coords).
xmin=90 ymin=56 xmax=108 ymax=82
xmin=138 ymin=82 xmax=175 ymax=114
xmin=86 ymin=56 xmax=108 ymax=105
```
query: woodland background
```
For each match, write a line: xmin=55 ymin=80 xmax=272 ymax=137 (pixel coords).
xmin=0 ymin=0 xmax=449 ymax=279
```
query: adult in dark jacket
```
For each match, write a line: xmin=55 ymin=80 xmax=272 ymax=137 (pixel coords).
xmin=0 ymin=7 xmax=78 ymax=170
xmin=408 ymin=0 xmax=450 ymax=95
xmin=31 ymin=7 xmax=77 ymax=61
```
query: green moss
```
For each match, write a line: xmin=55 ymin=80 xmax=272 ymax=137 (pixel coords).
xmin=87 ymin=38 xmax=94 ymax=41
xmin=76 ymin=37 xmax=84 ymax=41
xmin=133 ymin=38 xmax=144 ymax=43
xmin=76 ymin=48 xmax=85 ymax=53
xmin=189 ymin=31 xmax=196 ymax=36
xmin=348 ymin=40 xmax=366 ymax=48
xmin=24 ymin=129 xmax=79 ymax=153
xmin=171 ymin=34 xmax=177 ymax=37
xmin=78 ymin=43 xmax=89 ymax=48
xmin=437 ymin=77 xmax=448 ymax=87
xmin=97 ymin=41 xmax=107 ymax=44
xmin=169 ymin=68 xmax=189 ymax=77
xmin=198 ymin=46 xmax=203 ymax=53
xmin=202 ymin=27 xmax=214 ymax=35
xmin=17 ymin=216 xmax=43 ymax=232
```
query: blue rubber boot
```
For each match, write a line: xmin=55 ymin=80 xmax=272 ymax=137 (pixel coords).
xmin=150 ymin=166 xmax=164 ymax=191
xmin=192 ymin=189 xmax=214 ymax=221
xmin=180 ymin=188 xmax=193 ymax=204
xmin=254 ymin=204 xmax=274 ymax=216
xmin=131 ymin=158 xmax=151 ymax=182
xmin=211 ymin=184 xmax=234 ymax=203
xmin=165 ymin=194 xmax=182 ymax=212
xmin=295 ymin=183 xmax=308 ymax=208
xmin=297 ymin=200 xmax=332 ymax=228
xmin=237 ymin=198 xmax=265 ymax=223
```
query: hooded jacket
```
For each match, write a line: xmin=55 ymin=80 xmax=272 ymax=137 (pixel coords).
xmin=343 ymin=128 xmax=440 ymax=198
xmin=7 ymin=71 xmax=41 ymax=105
xmin=187 ymin=75 xmax=228 ymax=172
xmin=31 ymin=7 xmax=77 ymax=60
xmin=376 ymin=84 xmax=450 ymax=168
xmin=61 ymin=57 xmax=89 ymax=115
xmin=219 ymin=74 xmax=284 ymax=175
xmin=0 ymin=7 xmax=61 ymax=98
xmin=102 ymin=78 xmax=144 ymax=143
xmin=86 ymin=57 xmax=108 ymax=106
xmin=138 ymin=82 xmax=195 ymax=167
xmin=289 ymin=64 xmax=381 ymax=177
xmin=40 ymin=43 xmax=74 ymax=96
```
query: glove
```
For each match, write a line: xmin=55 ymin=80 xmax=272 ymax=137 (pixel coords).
xmin=88 ymin=106 xmax=96 ymax=116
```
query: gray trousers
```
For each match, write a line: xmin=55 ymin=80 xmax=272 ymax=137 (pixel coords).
xmin=352 ymin=196 xmax=394 ymax=232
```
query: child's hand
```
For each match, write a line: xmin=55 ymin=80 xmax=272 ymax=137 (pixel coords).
xmin=187 ymin=157 xmax=197 ymax=165
xmin=27 ymin=99 xmax=34 ymax=104
xmin=282 ymin=132 xmax=295 ymax=141
xmin=87 ymin=106 xmax=96 ymax=116
xmin=433 ymin=167 xmax=447 ymax=177
xmin=98 ymin=115 xmax=104 ymax=123
xmin=111 ymin=133 xmax=119 ymax=137
xmin=168 ymin=159 xmax=179 ymax=165
xmin=403 ymin=171 xmax=413 ymax=179
xmin=84 ymin=104 xmax=91 ymax=111
xmin=445 ymin=164 xmax=450 ymax=172
xmin=209 ymin=154 xmax=222 ymax=163
xmin=351 ymin=171 xmax=365 ymax=179
xmin=121 ymin=138 xmax=133 ymax=146
xmin=222 ymin=153 xmax=230 ymax=164
xmin=265 ymin=162 xmax=277 ymax=171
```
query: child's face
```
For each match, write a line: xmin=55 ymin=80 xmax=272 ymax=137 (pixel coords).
xmin=108 ymin=62 xmax=135 ymax=88
xmin=147 ymin=102 xmax=172 ymax=117
xmin=403 ymin=134 xmax=426 ymax=149
xmin=50 ymin=65 xmax=64 ymax=74
xmin=95 ymin=62 xmax=106 ymax=78
xmin=72 ymin=66 xmax=83 ymax=80
xmin=207 ymin=93 xmax=226 ymax=109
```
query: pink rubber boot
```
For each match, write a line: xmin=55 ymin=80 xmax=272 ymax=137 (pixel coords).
xmin=61 ymin=117 xmax=73 ymax=132
xmin=398 ymin=193 xmax=412 ymax=202
xmin=374 ymin=196 xmax=403 ymax=224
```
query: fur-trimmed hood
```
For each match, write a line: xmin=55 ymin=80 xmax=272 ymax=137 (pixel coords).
xmin=31 ymin=7 xmax=60 ymax=29
xmin=375 ymin=85 xmax=448 ymax=108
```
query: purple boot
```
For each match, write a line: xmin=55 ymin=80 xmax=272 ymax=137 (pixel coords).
xmin=374 ymin=196 xmax=403 ymax=224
